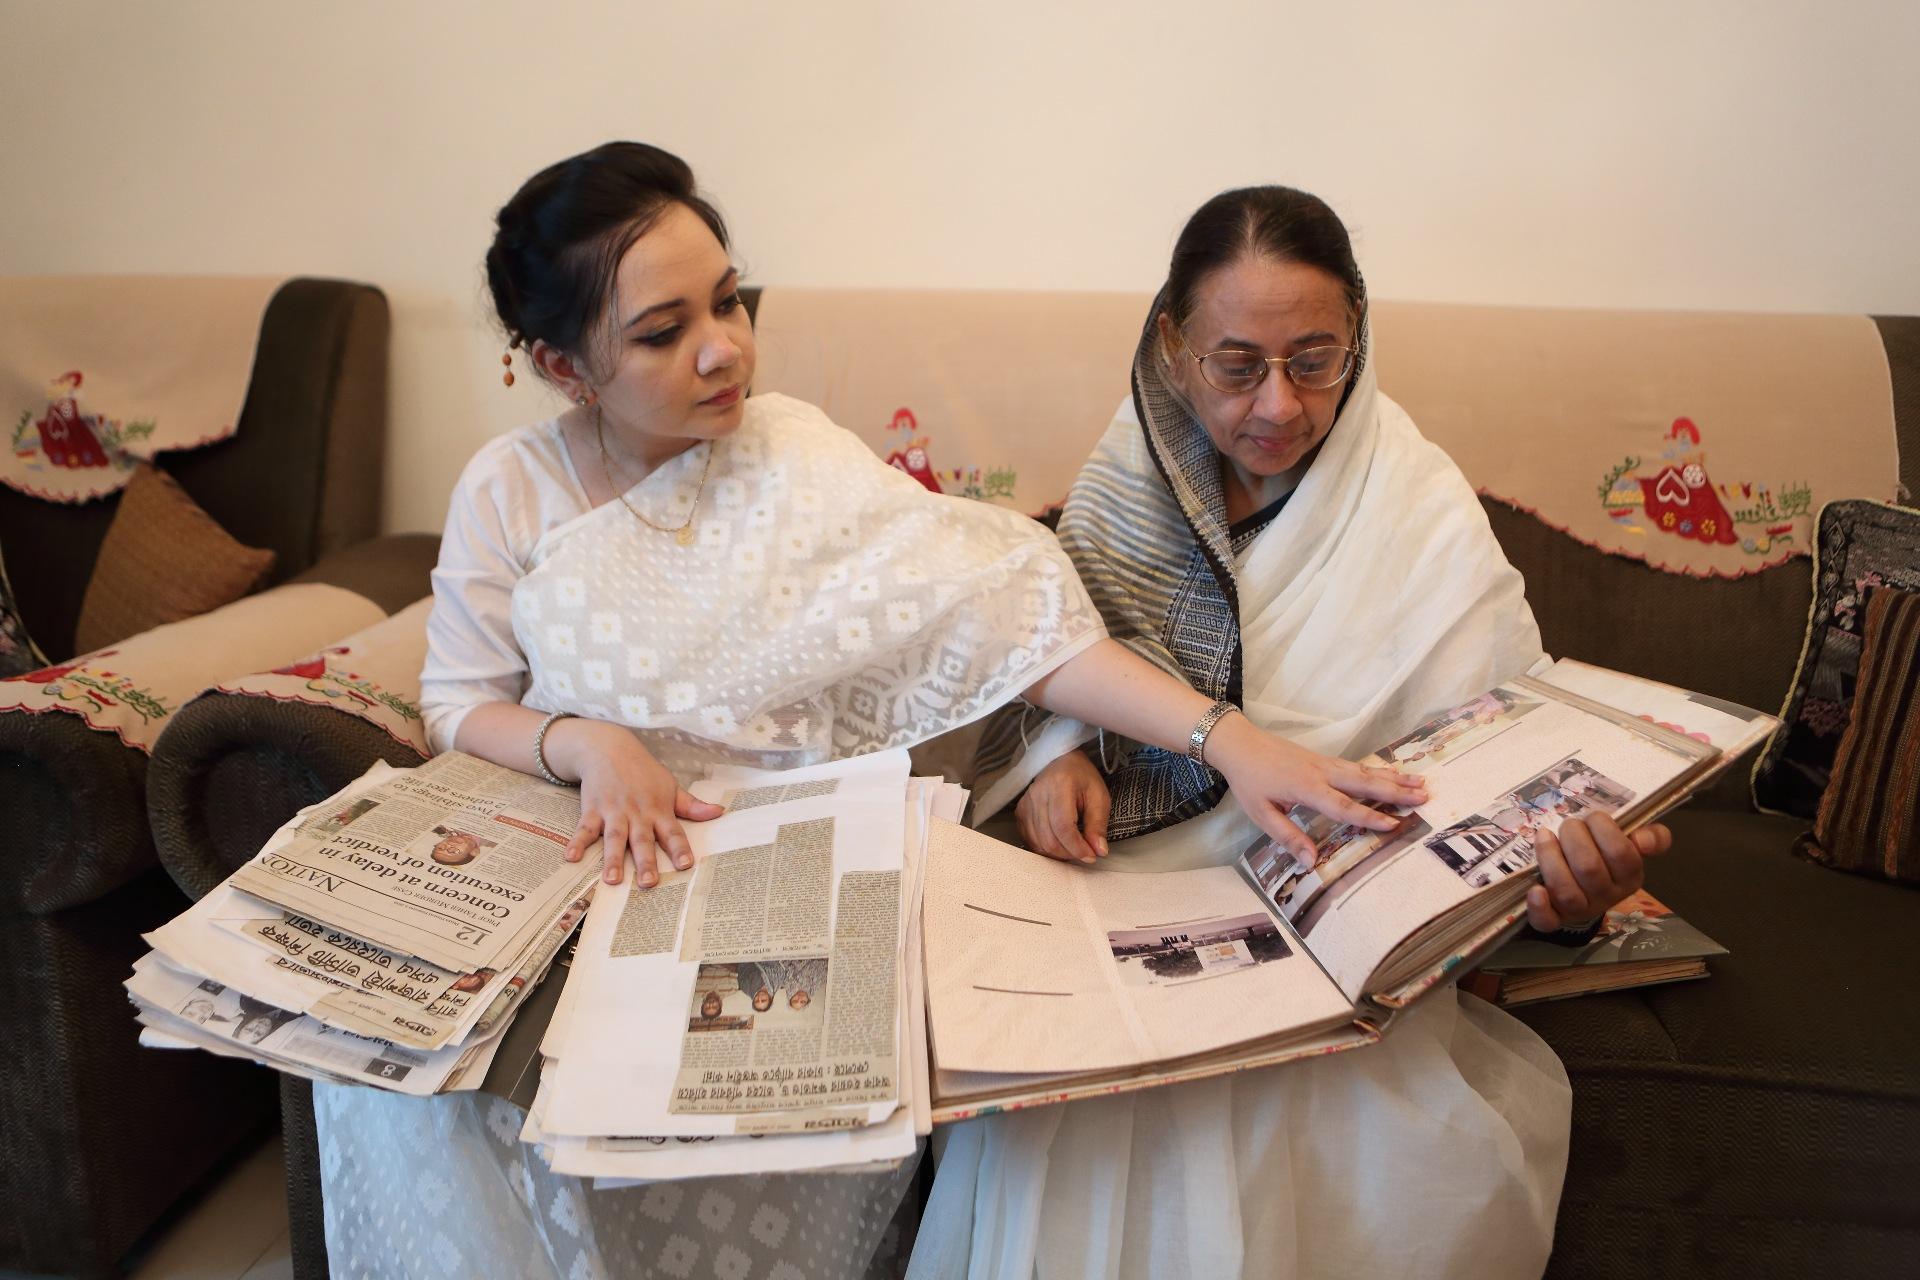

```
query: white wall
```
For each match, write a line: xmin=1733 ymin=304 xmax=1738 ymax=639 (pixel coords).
xmin=5 ymin=0 xmax=1917 ymax=534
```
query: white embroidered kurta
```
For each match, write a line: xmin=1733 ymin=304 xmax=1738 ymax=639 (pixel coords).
xmin=321 ymin=392 xmax=1106 ymax=1280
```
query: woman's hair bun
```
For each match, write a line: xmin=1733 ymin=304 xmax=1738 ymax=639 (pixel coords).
xmin=484 ymin=142 xmax=730 ymax=368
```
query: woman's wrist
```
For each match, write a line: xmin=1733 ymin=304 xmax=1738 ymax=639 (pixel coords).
xmin=540 ymin=715 xmax=625 ymax=782
xmin=1187 ymin=699 xmax=1240 ymax=764
xmin=1198 ymin=706 xmax=1256 ymax=769
xmin=529 ymin=711 xmax=574 ymax=785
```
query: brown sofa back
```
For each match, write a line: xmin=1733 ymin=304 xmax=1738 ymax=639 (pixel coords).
xmin=0 ymin=277 xmax=389 ymax=660
xmin=1485 ymin=313 xmax=1915 ymax=719
xmin=749 ymin=288 xmax=1914 ymax=734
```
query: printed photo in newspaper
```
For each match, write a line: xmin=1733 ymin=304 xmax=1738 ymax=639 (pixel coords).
xmin=227 ymin=752 xmax=595 ymax=972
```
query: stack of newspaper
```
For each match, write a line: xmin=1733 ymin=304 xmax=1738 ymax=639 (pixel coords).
xmin=520 ymin=749 xmax=952 ymax=1183
xmin=128 ymin=744 xmax=950 ymax=1181
xmin=127 ymin=753 xmax=603 ymax=1096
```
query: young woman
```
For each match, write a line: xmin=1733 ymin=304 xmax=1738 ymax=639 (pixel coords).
xmin=311 ymin=143 xmax=1421 ymax=1279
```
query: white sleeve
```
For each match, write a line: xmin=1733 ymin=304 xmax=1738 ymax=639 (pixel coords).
xmin=420 ymin=448 xmax=534 ymax=755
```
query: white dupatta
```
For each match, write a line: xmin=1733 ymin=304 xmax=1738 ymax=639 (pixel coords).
xmin=510 ymin=393 xmax=1106 ymax=784
xmin=1235 ymin=349 xmax=1546 ymax=762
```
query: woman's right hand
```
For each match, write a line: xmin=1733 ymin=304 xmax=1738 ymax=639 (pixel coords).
xmin=1017 ymin=748 xmax=1112 ymax=864
xmin=1206 ymin=713 xmax=1426 ymax=860
xmin=1018 ymin=721 xmax=1426 ymax=867
xmin=542 ymin=718 xmax=723 ymax=887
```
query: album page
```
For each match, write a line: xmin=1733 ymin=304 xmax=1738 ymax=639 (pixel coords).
xmin=1240 ymin=675 xmax=1719 ymax=1003
xmin=921 ymin=820 xmax=1353 ymax=1078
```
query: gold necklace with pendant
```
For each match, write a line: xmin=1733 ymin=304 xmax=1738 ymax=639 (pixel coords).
xmin=596 ymin=405 xmax=711 ymax=546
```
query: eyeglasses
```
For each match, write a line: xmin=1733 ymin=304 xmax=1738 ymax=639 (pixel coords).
xmin=1178 ymin=334 xmax=1357 ymax=395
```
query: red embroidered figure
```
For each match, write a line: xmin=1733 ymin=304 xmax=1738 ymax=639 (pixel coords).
xmin=1599 ymin=416 xmax=1811 ymax=559
xmin=1637 ymin=464 xmax=1739 ymax=544
xmin=35 ymin=372 xmax=111 ymax=470
xmin=6 ymin=649 xmax=117 ymax=683
xmin=882 ymin=407 xmax=942 ymax=492
xmin=885 ymin=444 xmax=945 ymax=494
xmin=10 ymin=661 xmax=83 ymax=684
xmin=1634 ymin=419 xmax=1738 ymax=545
xmin=273 ymin=647 xmax=350 ymax=680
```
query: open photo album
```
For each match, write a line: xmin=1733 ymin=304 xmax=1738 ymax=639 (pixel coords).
xmin=920 ymin=658 xmax=1775 ymax=1120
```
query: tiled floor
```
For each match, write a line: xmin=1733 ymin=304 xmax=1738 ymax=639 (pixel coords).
xmin=124 ymin=1134 xmax=292 ymax=1280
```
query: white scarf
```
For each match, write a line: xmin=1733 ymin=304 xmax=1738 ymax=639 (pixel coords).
xmin=1235 ymin=352 xmax=1545 ymax=761
xmin=509 ymin=393 xmax=1106 ymax=784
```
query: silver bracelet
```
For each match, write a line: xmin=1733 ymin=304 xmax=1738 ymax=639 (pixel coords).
xmin=532 ymin=710 xmax=577 ymax=787
xmin=1187 ymin=699 xmax=1239 ymax=764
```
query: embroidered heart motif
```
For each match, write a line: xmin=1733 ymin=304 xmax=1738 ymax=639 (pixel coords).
xmin=1653 ymin=468 xmax=1692 ymax=506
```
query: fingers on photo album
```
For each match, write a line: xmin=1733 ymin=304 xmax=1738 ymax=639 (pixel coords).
xmin=126 ymin=658 xmax=1771 ymax=1173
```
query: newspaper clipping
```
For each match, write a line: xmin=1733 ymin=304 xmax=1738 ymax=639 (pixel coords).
xmin=228 ymin=752 xmax=596 ymax=972
xmin=229 ymin=890 xmax=592 ymax=1050
xmin=668 ymin=819 xmax=901 ymax=1118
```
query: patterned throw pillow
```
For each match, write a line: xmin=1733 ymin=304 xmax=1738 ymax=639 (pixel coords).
xmin=1800 ymin=587 xmax=1920 ymax=882
xmin=1751 ymin=500 xmax=1920 ymax=817
xmin=0 ymin=543 xmax=47 ymax=677
xmin=72 ymin=462 xmax=276 ymax=654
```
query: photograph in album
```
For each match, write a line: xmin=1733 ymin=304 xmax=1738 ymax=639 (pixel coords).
xmin=1424 ymin=755 xmax=1636 ymax=888
xmin=1367 ymin=686 xmax=1543 ymax=770
xmin=1250 ymin=804 xmax=1432 ymax=940
xmin=1107 ymin=913 xmax=1292 ymax=986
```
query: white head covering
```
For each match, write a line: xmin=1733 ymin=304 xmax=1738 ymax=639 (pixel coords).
xmin=977 ymin=300 xmax=1546 ymax=868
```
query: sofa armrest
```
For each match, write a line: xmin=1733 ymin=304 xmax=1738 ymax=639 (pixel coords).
xmin=0 ymin=707 xmax=154 ymax=914
xmin=0 ymin=579 xmax=388 ymax=915
xmin=148 ymin=533 xmax=438 ymax=900
xmin=148 ymin=694 xmax=426 ymax=899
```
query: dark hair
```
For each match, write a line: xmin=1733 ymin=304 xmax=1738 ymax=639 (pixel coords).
xmin=1163 ymin=186 xmax=1365 ymax=331
xmin=486 ymin=141 xmax=729 ymax=367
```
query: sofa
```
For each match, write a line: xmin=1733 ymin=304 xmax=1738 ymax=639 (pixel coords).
xmin=0 ymin=277 xmax=398 ymax=1278
xmin=144 ymin=289 xmax=1919 ymax=1279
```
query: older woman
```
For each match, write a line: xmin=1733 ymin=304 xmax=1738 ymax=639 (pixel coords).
xmin=919 ymin=187 xmax=1672 ymax=1279
xmin=313 ymin=149 xmax=1417 ymax=1280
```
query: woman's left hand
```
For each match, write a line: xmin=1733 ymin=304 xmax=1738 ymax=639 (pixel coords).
xmin=1525 ymin=815 xmax=1673 ymax=932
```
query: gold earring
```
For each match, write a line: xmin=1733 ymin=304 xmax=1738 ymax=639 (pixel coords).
xmin=501 ymin=339 xmax=517 ymax=388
